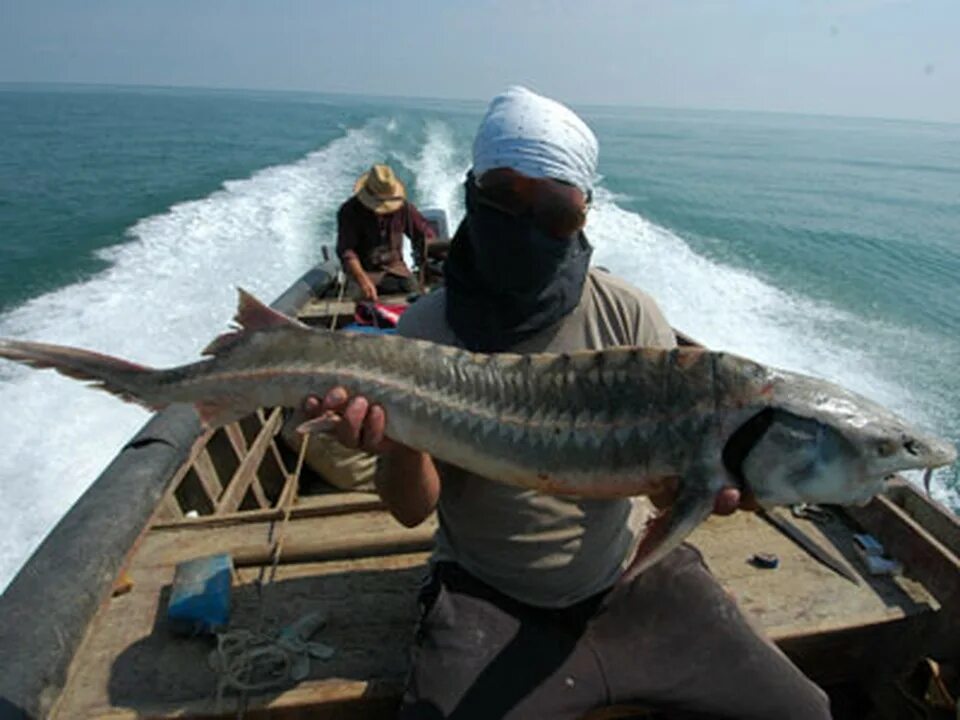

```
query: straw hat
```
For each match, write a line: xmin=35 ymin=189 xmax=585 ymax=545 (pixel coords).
xmin=354 ymin=164 xmax=406 ymax=214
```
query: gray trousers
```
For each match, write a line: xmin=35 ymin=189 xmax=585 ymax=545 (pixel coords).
xmin=399 ymin=546 xmax=832 ymax=720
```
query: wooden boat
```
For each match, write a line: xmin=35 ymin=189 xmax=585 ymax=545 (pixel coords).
xmin=1 ymin=215 xmax=958 ymax=719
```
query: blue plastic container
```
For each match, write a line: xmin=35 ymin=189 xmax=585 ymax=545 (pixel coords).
xmin=166 ymin=554 xmax=233 ymax=636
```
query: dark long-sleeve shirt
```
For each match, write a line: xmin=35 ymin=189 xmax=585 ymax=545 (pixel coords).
xmin=336 ymin=197 xmax=434 ymax=281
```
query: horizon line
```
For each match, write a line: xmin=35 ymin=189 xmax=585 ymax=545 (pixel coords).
xmin=1 ymin=79 xmax=958 ymax=129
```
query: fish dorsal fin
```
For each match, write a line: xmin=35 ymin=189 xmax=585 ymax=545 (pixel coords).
xmin=202 ymin=288 xmax=308 ymax=356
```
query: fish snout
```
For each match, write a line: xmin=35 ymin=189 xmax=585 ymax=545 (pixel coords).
xmin=901 ymin=433 xmax=957 ymax=469
xmin=870 ymin=431 xmax=957 ymax=476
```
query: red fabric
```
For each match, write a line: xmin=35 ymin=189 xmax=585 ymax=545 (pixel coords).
xmin=355 ymin=302 xmax=408 ymax=328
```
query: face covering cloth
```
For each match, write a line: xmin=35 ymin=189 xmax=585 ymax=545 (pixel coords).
xmin=444 ymin=177 xmax=592 ymax=352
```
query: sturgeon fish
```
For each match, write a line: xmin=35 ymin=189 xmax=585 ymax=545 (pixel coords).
xmin=0 ymin=290 xmax=955 ymax=581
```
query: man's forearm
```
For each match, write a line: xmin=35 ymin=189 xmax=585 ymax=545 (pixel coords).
xmin=343 ymin=256 xmax=369 ymax=286
xmin=375 ymin=445 xmax=440 ymax=528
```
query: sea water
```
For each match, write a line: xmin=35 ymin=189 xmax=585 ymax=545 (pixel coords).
xmin=1 ymin=84 xmax=957 ymax=590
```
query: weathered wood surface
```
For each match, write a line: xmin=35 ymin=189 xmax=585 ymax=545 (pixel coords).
xmin=214 ymin=408 xmax=284 ymax=513
xmin=137 ymin=510 xmax=435 ymax=569
xmin=884 ymin=479 xmax=960 ymax=556
xmin=298 ymin=298 xmax=357 ymax=323
xmin=151 ymin=491 xmax=385 ymax=531
xmin=846 ymin=483 xmax=960 ymax=662
xmin=297 ymin=291 xmax=412 ymax=326
xmin=693 ymin=509 xmax=938 ymax=686
xmin=53 ymin=551 xmax=429 ymax=719
xmin=52 ymin=500 xmax=943 ymax=720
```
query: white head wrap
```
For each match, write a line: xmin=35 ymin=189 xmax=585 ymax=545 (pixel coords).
xmin=472 ymin=86 xmax=598 ymax=195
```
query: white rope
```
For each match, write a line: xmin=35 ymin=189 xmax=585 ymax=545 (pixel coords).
xmin=210 ymin=612 xmax=334 ymax=695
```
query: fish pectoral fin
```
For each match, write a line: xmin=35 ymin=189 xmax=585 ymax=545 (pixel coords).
xmin=620 ymin=478 xmax=718 ymax=586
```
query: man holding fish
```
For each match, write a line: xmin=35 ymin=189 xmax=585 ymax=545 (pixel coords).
xmin=306 ymin=87 xmax=833 ymax=719
xmin=3 ymin=86 xmax=953 ymax=718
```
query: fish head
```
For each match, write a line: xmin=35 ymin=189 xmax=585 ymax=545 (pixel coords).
xmin=731 ymin=372 xmax=957 ymax=507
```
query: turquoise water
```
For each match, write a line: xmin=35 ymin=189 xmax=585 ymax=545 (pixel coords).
xmin=1 ymin=84 xmax=957 ymax=589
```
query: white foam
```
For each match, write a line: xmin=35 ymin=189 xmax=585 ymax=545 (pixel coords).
xmin=390 ymin=120 xmax=469 ymax=268
xmin=0 ymin=122 xmax=387 ymax=590
xmin=402 ymin=120 xmax=470 ymax=219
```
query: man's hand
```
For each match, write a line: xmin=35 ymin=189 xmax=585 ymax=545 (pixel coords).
xmin=301 ymin=389 xmax=441 ymax=528
xmin=344 ymin=256 xmax=378 ymax=301
xmin=712 ymin=487 xmax=759 ymax=516
xmin=360 ymin=277 xmax=378 ymax=301
xmin=302 ymin=387 xmax=393 ymax=454
xmin=649 ymin=482 xmax=758 ymax=516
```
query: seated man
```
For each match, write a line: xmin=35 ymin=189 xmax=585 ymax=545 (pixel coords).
xmin=336 ymin=164 xmax=435 ymax=300
xmin=309 ymin=88 xmax=831 ymax=719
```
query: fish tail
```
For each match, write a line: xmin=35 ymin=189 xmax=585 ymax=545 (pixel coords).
xmin=619 ymin=476 xmax=718 ymax=586
xmin=0 ymin=338 xmax=164 ymax=411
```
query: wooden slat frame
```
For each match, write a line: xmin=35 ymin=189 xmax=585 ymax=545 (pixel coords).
xmin=155 ymin=427 xmax=218 ymax=518
xmin=156 ymin=406 xmax=302 ymax=522
xmin=215 ymin=408 xmax=284 ymax=514
xmin=191 ymin=447 xmax=223 ymax=504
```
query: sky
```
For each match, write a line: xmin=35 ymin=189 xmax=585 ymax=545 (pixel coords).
xmin=0 ymin=0 xmax=957 ymax=123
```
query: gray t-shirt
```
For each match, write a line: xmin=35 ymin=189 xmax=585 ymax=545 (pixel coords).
xmin=398 ymin=268 xmax=677 ymax=607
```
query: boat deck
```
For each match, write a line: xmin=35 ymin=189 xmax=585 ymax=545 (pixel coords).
xmin=51 ymin=489 xmax=942 ymax=719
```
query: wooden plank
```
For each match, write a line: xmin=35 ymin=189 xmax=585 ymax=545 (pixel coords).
xmin=248 ymin=408 xmax=287 ymax=509
xmin=689 ymin=510 xmax=940 ymax=684
xmin=275 ymin=466 xmax=299 ymax=510
xmin=138 ymin=511 xmax=437 ymax=569
xmin=216 ymin=410 xmax=283 ymax=514
xmin=690 ymin=511 xmax=934 ymax=633
xmin=224 ymin=422 xmax=248 ymax=457
xmin=156 ymin=428 xmax=216 ymax=515
xmin=53 ymin=553 xmax=430 ymax=720
xmin=269 ymin=432 xmax=295 ymax=496
xmin=156 ymin=494 xmax=183 ymax=522
xmin=297 ymin=292 xmax=410 ymax=323
xmin=150 ymin=492 xmax=384 ymax=530
xmin=846 ymin=493 xmax=960 ymax=661
xmin=297 ymin=299 xmax=357 ymax=321
xmin=191 ymin=447 xmax=223 ymax=504
xmin=249 ymin=473 xmax=271 ymax=509
xmin=776 ymin=612 xmax=937 ymax=686
xmin=884 ymin=480 xmax=960 ymax=556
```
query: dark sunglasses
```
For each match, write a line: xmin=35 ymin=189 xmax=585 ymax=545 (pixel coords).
xmin=474 ymin=168 xmax=591 ymax=239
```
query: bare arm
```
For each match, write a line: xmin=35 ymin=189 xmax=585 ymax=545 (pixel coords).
xmin=375 ymin=444 xmax=440 ymax=527
xmin=304 ymin=390 xmax=439 ymax=527
xmin=342 ymin=256 xmax=378 ymax=301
